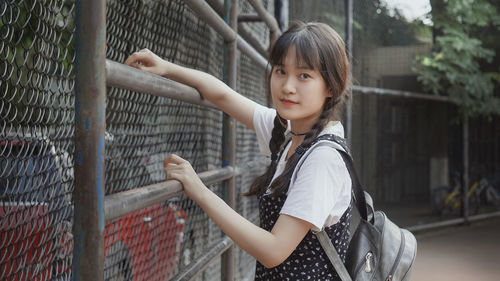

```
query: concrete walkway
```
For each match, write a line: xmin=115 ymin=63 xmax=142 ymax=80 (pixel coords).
xmin=411 ymin=217 xmax=500 ymax=281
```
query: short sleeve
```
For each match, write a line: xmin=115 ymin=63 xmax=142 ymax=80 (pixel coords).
xmin=280 ymin=145 xmax=352 ymax=232
xmin=252 ymin=104 xmax=277 ymax=156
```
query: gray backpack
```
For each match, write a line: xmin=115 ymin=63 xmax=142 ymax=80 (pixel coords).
xmin=296 ymin=134 xmax=417 ymax=281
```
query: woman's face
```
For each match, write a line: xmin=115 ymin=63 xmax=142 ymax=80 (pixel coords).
xmin=270 ymin=45 xmax=330 ymax=126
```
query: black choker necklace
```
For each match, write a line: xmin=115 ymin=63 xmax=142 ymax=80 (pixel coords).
xmin=290 ymin=130 xmax=308 ymax=137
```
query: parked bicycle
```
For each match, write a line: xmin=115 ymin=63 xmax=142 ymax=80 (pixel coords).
xmin=432 ymin=172 xmax=500 ymax=216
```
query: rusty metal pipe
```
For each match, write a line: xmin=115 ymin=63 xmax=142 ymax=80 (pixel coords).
xmin=237 ymin=35 xmax=269 ymax=70
xmin=184 ymin=0 xmax=236 ymax=42
xmin=105 ymin=60 xmax=216 ymax=108
xmin=206 ymin=0 xmax=269 ymax=58
xmin=73 ymin=0 xmax=106 ymax=280
xmin=104 ymin=166 xmax=234 ymax=222
xmin=184 ymin=0 xmax=268 ymax=70
xmin=248 ymin=0 xmax=282 ymax=44
xmin=170 ymin=236 xmax=233 ymax=281
xmin=237 ymin=23 xmax=269 ymax=58
xmin=104 ymin=158 xmax=268 ymax=222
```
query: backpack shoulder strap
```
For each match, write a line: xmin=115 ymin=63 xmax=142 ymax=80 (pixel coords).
xmin=295 ymin=134 xmax=369 ymax=221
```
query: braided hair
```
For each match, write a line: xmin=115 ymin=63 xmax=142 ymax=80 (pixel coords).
xmin=245 ymin=22 xmax=350 ymax=197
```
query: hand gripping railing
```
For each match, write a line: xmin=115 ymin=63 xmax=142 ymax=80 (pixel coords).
xmin=104 ymin=60 xmax=270 ymax=279
xmin=104 ymin=156 xmax=269 ymax=223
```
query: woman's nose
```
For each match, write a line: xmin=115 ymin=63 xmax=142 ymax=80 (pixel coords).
xmin=282 ymin=76 xmax=296 ymax=94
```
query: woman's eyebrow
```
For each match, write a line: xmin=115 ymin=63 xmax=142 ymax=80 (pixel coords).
xmin=296 ymin=64 xmax=314 ymax=70
xmin=274 ymin=63 xmax=314 ymax=70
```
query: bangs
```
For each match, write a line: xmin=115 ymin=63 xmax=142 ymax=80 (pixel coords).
xmin=269 ymin=29 xmax=321 ymax=71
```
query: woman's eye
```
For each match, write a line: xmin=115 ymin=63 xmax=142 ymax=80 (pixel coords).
xmin=299 ymin=73 xmax=311 ymax=79
xmin=275 ymin=69 xmax=285 ymax=75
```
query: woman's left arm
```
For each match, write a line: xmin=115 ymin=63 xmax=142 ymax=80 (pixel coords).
xmin=164 ymin=154 xmax=311 ymax=268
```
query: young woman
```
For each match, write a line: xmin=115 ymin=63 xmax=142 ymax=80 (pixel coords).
xmin=125 ymin=21 xmax=351 ymax=280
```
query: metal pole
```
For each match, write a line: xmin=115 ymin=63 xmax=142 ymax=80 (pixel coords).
xmin=345 ymin=0 xmax=353 ymax=147
xmin=275 ymin=0 xmax=289 ymax=31
xmin=106 ymin=60 xmax=217 ymax=108
xmin=248 ymin=0 xmax=281 ymax=44
xmin=353 ymin=85 xmax=451 ymax=103
xmin=462 ymin=115 xmax=469 ymax=223
xmin=171 ymin=236 xmax=233 ymax=281
xmin=184 ymin=0 xmax=268 ymax=69
xmin=73 ymin=0 xmax=106 ymax=280
xmin=221 ymin=0 xmax=237 ymax=280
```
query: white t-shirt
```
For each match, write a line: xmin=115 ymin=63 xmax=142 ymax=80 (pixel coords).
xmin=253 ymin=104 xmax=352 ymax=232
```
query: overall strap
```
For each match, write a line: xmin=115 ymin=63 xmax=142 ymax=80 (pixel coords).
xmin=315 ymin=230 xmax=353 ymax=281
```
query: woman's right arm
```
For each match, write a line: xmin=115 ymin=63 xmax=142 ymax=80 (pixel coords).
xmin=124 ymin=49 xmax=259 ymax=130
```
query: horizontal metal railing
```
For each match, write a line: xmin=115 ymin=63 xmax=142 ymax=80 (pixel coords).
xmin=104 ymin=158 xmax=268 ymax=222
xmin=106 ymin=60 xmax=217 ymax=108
xmin=407 ymin=211 xmax=500 ymax=233
xmin=171 ymin=236 xmax=234 ymax=281
xmin=352 ymin=85 xmax=452 ymax=103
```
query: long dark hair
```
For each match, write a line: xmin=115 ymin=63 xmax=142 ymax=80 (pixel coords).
xmin=245 ymin=22 xmax=350 ymax=197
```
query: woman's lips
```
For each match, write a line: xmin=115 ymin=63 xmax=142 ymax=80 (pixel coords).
xmin=281 ymin=99 xmax=298 ymax=106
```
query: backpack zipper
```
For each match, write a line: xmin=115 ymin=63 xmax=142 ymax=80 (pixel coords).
xmin=364 ymin=252 xmax=373 ymax=272
xmin=386 ymin=230 xmax=405 ymax=281
xmin=353 ymin=251 xmax=373 ymax=276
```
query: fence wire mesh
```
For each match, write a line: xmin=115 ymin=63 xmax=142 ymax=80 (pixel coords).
xmin=1 ymin=0 xmax=273 ymax=280
xmin=1 ymin=0 xmax=75 ymax=280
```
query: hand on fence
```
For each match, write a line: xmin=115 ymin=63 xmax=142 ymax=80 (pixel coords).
xmin=124 ymin=48 xmax=168 ymax=76
xmin=164 ymin=154 xmax=206 ymax=202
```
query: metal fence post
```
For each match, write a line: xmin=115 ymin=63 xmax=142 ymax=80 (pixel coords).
xmin=73 ymin=0 xmax=106 ymax=280
xmin=462 ymin=115 xmax=469 ymax=223
xmin=222 ymin=0 xmax=238 ymax=280
xmin=345 ymin=0 xmax=353 ymax=147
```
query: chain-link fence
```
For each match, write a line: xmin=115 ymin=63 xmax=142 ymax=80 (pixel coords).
xmin=2 ymin=0 xmax=500 ymax=280
xmin=1 ymin=0 xmax=274 ymax=280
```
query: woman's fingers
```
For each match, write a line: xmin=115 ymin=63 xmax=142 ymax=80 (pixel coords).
xmin=124 ymin=49 xmax=166 ymax=76
xmin=162 ymin=154 xmax=205 ymax=202
xmin=164 ymin=154 xmax=187 ymax=181
xmin=124 ymin=51 xmax=148 ymax=67
xmin=164 ymin=154 xmax=186 ymax=166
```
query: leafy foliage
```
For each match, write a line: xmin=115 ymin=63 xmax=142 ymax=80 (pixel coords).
xmin=353 ymin=0 xmax=424 ymax=47
xmin=413 ymin=0 xmax=500 ymax=118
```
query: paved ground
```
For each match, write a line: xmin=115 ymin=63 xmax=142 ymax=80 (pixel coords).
xmin=411 ymin=217 xmax=500 ymax=281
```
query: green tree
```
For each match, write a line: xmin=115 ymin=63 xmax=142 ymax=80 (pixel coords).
xmin=413 ymin=0 xmax=500 ymax=118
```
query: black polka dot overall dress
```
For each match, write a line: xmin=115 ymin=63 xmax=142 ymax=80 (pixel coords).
xmin=254 ymin=188 xmax=353 ymax=280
